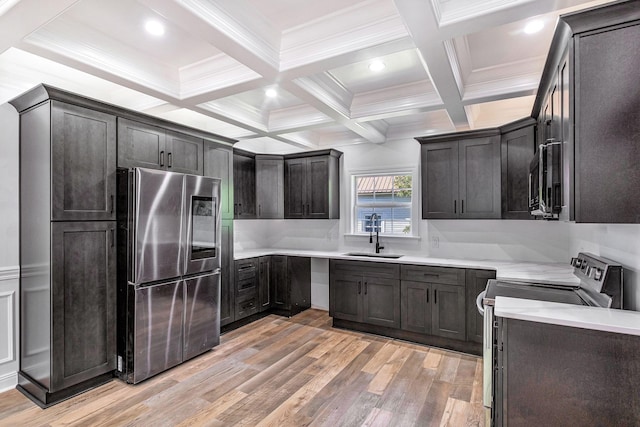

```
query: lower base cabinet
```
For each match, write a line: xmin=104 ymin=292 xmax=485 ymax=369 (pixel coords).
xmin=331 ymin=260 xmax=478 ymax=354
xmin=226 ymin=255 xmax=311 ymax=327
xmin=329 ymin=260 xmax=400 ymax=329
xmin=400 ymin=265 xmax=466 ymax=341
xmin=271 ymin=256 xmax=311 ymax=317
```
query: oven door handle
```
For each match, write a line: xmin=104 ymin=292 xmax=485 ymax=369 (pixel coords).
xmin=476 ymin=290 xmax=486 ymax=316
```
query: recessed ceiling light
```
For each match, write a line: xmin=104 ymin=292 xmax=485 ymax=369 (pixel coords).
xmin=265 ymin=88 xmax=278 ymax=98
xmin=524 ymin=20 xmax=544 ymax=35
xmin=145 ymin=20 xmax=165 ymax=36
xmin=368 ymin=60 xmax=386 ymax=72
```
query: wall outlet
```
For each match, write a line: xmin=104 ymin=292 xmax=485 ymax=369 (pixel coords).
xmin=431 ymin=237 xmax=439 ymax=248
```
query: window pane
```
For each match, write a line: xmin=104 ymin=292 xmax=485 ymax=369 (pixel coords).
xmin=354 ymin=174 xmax=412 ymax=235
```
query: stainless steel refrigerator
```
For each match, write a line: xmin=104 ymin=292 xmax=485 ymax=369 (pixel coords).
xmin=116 ymin=167 xmax=221 ymax=384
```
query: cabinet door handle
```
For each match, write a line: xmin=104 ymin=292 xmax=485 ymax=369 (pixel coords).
xmin=234 ymin=203 xmax=237 ymax=215
xmin=358 ymin=281 xmax=361 ymax=294
xmin=110 ymin=229 xmax=114 ymax=248
xmin=426 ymin=288 xmax=429 ymax=303
xmin=434 ymin=289 xmax=437 ymax=304
xmin=258 ymin=204 xmax=261 ymax=217
xmin=168 ymin=152 xmax=172 ymax=168
xmin=307 ymin=204 xmax=310 ymax=216
xmin=364 ymin=281 xmax=367 ymax=295
xmin=110 ymin=195 xmax=114 ymax=214
xmin=238 ymin=204 xmax=242 ymax=215
xmin=461 ymin=200 xmax=464 ymax=214
xmin=301 ymin=202 xmax=305 ymax=216
xmin=454 ymin=200 xmax=457 ymax=214
xmin=160 ymin=151 xmax=165 ymax=167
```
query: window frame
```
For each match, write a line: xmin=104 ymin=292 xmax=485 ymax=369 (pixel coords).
xmin=348 ymin=167 xmax=420 ymax=239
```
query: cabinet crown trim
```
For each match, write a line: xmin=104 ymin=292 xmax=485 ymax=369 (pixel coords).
xmin=416 ymin=128 xmax=500 ymax=144
xmin=8 ymin=84 xmax=237 ymax=145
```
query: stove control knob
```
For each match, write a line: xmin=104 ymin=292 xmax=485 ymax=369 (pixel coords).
xmin=594 ymin=268 xmax=603 ymax=281
xmin=586 ymin=266 xmax=593 ymax=277
xmin=573 ymin=258 xmax=582 ymax=268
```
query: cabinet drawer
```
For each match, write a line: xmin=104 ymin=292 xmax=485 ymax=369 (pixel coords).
xmin=401 ymin=264 xmax=464 ymax=285
xmin=236 ymin=259 xmax=258 ymax=281
xmin=330 ymin=259 xmax=399 ymax=279
xmin=235 ymin=292 xmax=258 ymax=319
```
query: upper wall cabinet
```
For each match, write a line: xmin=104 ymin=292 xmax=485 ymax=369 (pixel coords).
xmin=533 ymin=0 xmax=640 ymax=223
xmin=50 ymin=101 xmax=117 ymax=221
xmin=204 ymin=143 xmax=234 ymax=220
xmin=418 ymin=131 xmax=501 ymax=219
xmin=255 ymin=155 xmax=284 ymax=219
xmin=284 ymin=149 xmax=341 ymax=219
xmin=117 ymin=118 xmax=203 ymax=175
xmin=499 ymin=118 xmax=536 ymax=220
xmin=233 ymin=149 xmax=256 ymax=219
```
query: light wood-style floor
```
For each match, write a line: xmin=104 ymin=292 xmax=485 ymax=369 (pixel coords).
xmin=0 ymin=309 xmax=485 ymax=426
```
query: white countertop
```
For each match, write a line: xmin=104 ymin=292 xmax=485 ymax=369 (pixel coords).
xmin=234 ymin=248 xmax=579 ymax=285
xmin=495 ymin=296 xmax=640 ymax=336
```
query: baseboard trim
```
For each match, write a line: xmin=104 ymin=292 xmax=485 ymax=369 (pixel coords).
xmin=0 ymin=371 xmax=17 ymax=393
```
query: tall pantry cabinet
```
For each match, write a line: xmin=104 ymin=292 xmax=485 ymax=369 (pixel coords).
xmin=10 ymin=88 xmax=117 ymax=407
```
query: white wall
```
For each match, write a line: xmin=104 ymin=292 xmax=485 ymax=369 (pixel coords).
xmin=0 ymin=103 xmax=20 ymax=392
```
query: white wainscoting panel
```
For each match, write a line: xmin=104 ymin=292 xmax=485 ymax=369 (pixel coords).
xmin=0 ymin=267 xmax=19 ymax=393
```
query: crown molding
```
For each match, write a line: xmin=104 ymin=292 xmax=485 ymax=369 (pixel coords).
xmin=199 ymin=99 xmax=267 ymax=132
xmin=351 ymin=80 xmax=442 ymax=120
xmin=179 ymin=0 xmax=280 ymax=71
xmin=438 ymin=0 xmax=529 ymax=26
xmin=280 ymin=1 xmax=408 ymax=71
xmin=268 ymin=104 xmax=332 ymax=133
xmin=23 ymin=26 xmax=180 ymax=98
xmin=179 ymin=53 xmax=261 ymax=99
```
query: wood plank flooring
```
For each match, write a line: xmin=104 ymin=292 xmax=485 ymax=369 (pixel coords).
xmin=0 ymin=309 xmax=485 ymax=426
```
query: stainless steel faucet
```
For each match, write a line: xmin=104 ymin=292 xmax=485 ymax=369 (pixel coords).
xmin=369 ymin=213 xmax=384 ymax=253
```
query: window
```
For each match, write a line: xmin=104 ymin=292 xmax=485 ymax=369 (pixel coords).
xmin=352 ymin=173 xmax=414 ymax=236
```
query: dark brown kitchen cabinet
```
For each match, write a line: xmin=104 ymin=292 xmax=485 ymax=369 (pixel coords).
xmin=329 ymin=260 xmax=400 ymax=329
xmin=204 ymin=143 xmax=234 ymax=220
xmin=117 ymin=118 xmax=203 ymax=175
xmin=400 ymin=265 xmax=466 ymax=341
xmin=258 ymin=256 xmax=271 ymax=311
xmin=233 ymin=150 xmax=256 ymax=218
xmin=270 ymin=256 xmax=311 ymax=317
xmin=284 ymin=150 xmax=341 ymax=219
xmin=50 ymin=221 xmax=116 ymax=391
xmin=219 ymin=221 xmax=235 ymax=326
xmin=532 ymin=0 xmax=640 ymax=223
xmin=465 ymin=269 xmax=495 ymax=344
xmin=51 ymin=102 xmax=117 ymax=221
xmin=255 ymin=155 xmax=284 ymax=219
xmin=418 ymin=131 xmax=501 ymax=219
xmin=499 ymin=118 xmax=536 ymax=220
xmin=234 ymin=258 xmax=259 ymax=320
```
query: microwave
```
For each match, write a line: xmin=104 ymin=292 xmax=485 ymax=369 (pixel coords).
xmin=529 ymin=139 xmax=562 ymax=219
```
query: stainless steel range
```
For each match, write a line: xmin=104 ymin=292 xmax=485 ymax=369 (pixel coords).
xmin=476 ymin=252 xmax=623 ymax=425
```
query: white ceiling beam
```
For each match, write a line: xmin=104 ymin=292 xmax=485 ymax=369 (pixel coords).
xmin=436 ymin=0 xmax=606 ymax=40
xmin=285 ymin=77 xmax=387 ymax=143
xmin=393 ymin=0 xmax=469 ymax=129
xmin=0 ymin=0 xmax=81 ymax=55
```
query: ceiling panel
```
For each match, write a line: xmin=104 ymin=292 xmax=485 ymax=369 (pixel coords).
xmin=0 ymin=0 xmax=620 ymax=151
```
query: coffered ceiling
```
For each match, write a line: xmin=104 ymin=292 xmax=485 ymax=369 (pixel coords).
xmin=0 ymin=0 xmax=612 ymax=152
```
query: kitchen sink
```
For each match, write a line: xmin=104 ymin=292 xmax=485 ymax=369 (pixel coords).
xmin=343 ymin=252 xmax=404 ymax=259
